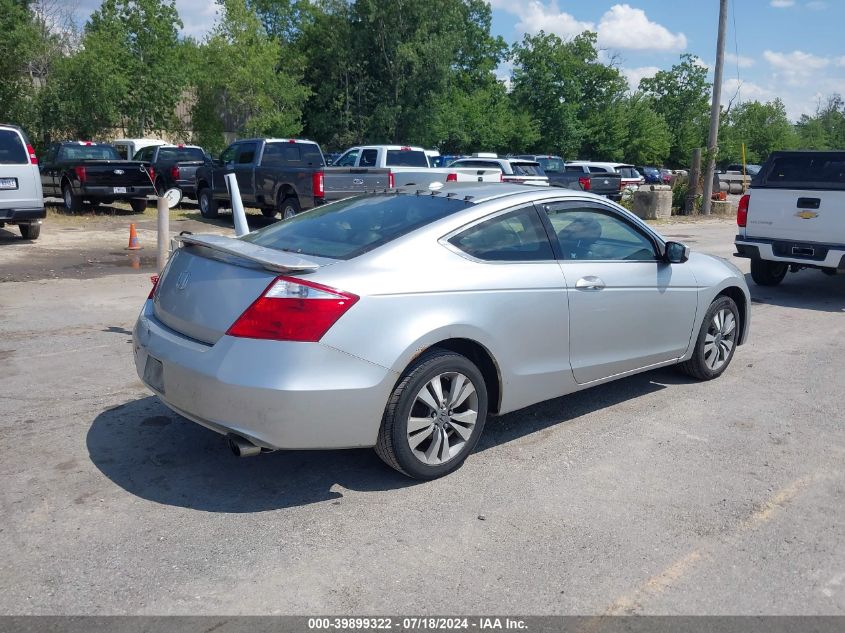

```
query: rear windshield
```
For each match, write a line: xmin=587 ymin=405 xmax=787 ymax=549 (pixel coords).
xmin=157 ymin=147 xmax=206 ymax=162
xmin=511 ymin=162 xmax=544 ymax=176
xmin=59 ymin=145 xmax=121 ymax=161
xmin=757 ymin=153 xmax=845 ymax=190
xmin=0 ymin=129 xmax=27 ymax=164
xmin=242 ymin=194 xmax=466 ymax=260
xmin=537 ymin=157 xmax=564 ymax=173
xmin=261 ymin=142 xmax=324 ymax=167
xmin=385 ymin=150 xmax=429 ymax=167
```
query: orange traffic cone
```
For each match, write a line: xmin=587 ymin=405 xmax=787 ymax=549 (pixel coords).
xmin=126 ymin=223 xmax=142 ymax=250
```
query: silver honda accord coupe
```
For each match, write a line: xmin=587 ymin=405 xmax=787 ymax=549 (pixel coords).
xmin=133 ymin=183 xmax=750 ymax=479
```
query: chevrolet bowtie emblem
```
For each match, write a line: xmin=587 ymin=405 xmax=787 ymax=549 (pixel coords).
xmin=795 ymin=210 xmax=818 ymax=219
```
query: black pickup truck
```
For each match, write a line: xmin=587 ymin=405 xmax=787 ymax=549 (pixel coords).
xmin=40 ymin=141 xmax=155 ymax=212
xmin=133 ymin=144 xmax=209 ymax=204
xmin=195 ymin=138 xmax=325 ymax=220
xmin=517 ymin=155 xmax=623 ymax=200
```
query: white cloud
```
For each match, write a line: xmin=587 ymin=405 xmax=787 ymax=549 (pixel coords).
xmin=763 ymin=49 xmax=830 ymax=85
xmin=622 ymin=66 xmax=659 ymax=91
xmin=513 ymin=1 xmax=595 ymax=41
xmin=596 ymin=4 xmax=686 ymax=51
xmin=769 ymin=0 xmax=795 ymax=7
xmin=74 ymin=0 xmax=220 ymax=38
xmin=726 ymin=52 xmax=755 ymax=68
xmin=806 ymin=1 xmax=828 ymax=10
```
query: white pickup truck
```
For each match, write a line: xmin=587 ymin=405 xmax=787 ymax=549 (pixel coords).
xmin=322 ymin=145 xmax=501 ymax=201
xmin=735 ymin=150 xmax=845 ymax=285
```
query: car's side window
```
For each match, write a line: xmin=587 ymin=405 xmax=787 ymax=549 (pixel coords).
xmin=220 ymin=145 xmax=238 ymax=164
xmin=359 ymin=149 xmax=378 ymax=167
xmin=237 ymin=143 xmax=257 ymax=165
xmin=335 ymin=149 xmax=359 ymax=167
xmin=541 ymin=203 xmax=657 ymax=261
xmin=449 ymin=205 xmax=554 ymax=262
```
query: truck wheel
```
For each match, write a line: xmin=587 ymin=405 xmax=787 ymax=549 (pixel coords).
xmin=750 ymin=260 xmax=787 ymax=286
xmin=130 ymin=198 xmax=148 ymax=213
xmin=62 ymin=184 xmax=82 ymax=213
xmin=280 ymin=197 xmax=300 ymax=220
xmin=375 ymin=349 xmax=488 ymax=480
xmin=19 ymin=223 xmax=41 ymax=240
xmin=199 ymin=188 xmax=219 ymax=219
xmin=678 ymin=295 xmax=740 ymax=381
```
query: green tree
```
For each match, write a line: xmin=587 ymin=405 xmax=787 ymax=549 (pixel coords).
xmin=796 ymin=94 xmax=845 ymax=150
xmin=719 ymin=99 xmax=798 ymax=164
xmin=192 ymin=0 xmax=310 ymax=153
xmin=510 ymin=31 xmax=628 ymax=159
xmin=0 ymin=0 xmax=43 ymax=130
xmin=620 ymin=93 xmax=672 ymax=165
xmin=639 ymin=54 xmax=710 ymax=167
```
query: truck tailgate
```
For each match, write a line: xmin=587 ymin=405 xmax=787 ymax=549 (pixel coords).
xmin=324 ymin=168 xmax=390 ymax=199
xmin=746 ymin=188 xmax=845 ymax=243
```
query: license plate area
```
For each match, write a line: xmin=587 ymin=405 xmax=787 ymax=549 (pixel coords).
xmin=792 ymin=246 xmax=815 ymax=257
xmin=113 ymin=186 xmax=127 ymax=194
xmin=0 ymin=178 xmax=18 ymax=190
xmin=143 ymin=355 xmax=165 ymax=394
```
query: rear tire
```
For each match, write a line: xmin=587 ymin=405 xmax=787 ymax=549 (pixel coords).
xmin=19 ymin=223 xmax=40 ymax=240
xmin=62 ymin=184 xmax=82 ymax=213
xmin=130 ymin=198 xmax=148 ymax=213
xmin=679 ymin=296 xmax=740 ymax=381
xmin=375 ymin=349 xmax=488 ymax=480
xmin=280 ymin=196 xmax=300 ymax=220
xmin=198 ymin=188 xmax=219 ymax=219
xmin=750 ymin=260 xmax=787 ymax=286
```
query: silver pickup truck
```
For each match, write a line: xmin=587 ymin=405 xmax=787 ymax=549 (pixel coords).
xmin=323 ymin=145 xmax=501 ymax=201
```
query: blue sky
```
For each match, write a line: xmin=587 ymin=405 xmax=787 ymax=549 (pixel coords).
xmin=72 ymin=0 xmax=845 ymax=122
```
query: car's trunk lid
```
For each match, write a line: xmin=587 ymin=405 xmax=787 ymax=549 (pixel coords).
xmin=153 ymin=234 xmax=329 ymax=344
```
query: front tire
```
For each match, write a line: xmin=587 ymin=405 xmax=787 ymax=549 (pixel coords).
xmin=750 ymin=259 xmax=787 ymax=286
xmin=130 ymin=198 xmax=148 ymax=213
xmin=198 ymin=188 xmax=219 ymax=219
xmin=19 ymin=223 xmax=41 ymax=240
xmin=375 ymin=349 xmax=488 ymax=480
xmin=679 ymin=296 xmax=740 ymax=381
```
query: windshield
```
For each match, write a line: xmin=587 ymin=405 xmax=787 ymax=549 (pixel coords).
xmin=157 ymin=147 xmax=206 ymax=162
xmin=59 ymin=145 xmax=121 ymax=161
xmin=242 ymin=194 xmax=467 ymax=259
xmin=537 ymin=157 xmax=564 ymax=173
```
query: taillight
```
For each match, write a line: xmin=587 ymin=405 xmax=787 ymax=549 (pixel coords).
xmin=618 ymin=179 xmax=624 ymax=191
xmin=312 ymin=171 xmax=324 ymax=198
xmin=226 ymin=276 xmax=359 ymax=342
xmin=446 ymin=173 xmax=457 ymax=182
xmin=148 ymin=275 xmax=159 ymax=300
xmin=388 ymin=171 xmax=395 ymax=189
xmin=26 ymin=144 xmax=37 ymax=164
xmin=737 ymin=194 xmax=749 ymax=227
xmin=74 ymin=166 xmax=87 ymax=183
xmin=578 ymin=176 xmax=591 ymax=191
xmin=499 ymin=173 xmax=504 ymax=182
xmin=170 ymin=165 xmax=180 ymax=181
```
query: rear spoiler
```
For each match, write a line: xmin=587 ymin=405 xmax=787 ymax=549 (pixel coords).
xmin=175 ymin=234 xmax=320 ymax=273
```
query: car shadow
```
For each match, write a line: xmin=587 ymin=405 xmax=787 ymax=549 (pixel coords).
xmin=87 ymin=368 xmax=680 ymax=512
xmin=746 ymin=270 xmax=845 ymax=313
xmin=184 ymin=210 xmax=279 ymax=231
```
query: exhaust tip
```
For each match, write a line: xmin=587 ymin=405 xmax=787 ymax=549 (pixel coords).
xmin=226 ymin=434 xmax=261 ymax=458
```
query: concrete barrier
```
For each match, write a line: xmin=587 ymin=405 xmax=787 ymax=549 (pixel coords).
xmin=710 ymin=200 xmax=734 ymax=216
xmin=632 ymin=185 xmax=672 ymax=220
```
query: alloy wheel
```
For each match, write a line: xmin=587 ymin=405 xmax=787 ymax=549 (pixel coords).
xmin=406 ymin=372 xmax=478 ymax=465
xmin=704 ymin=308 xmax=736 ymax=371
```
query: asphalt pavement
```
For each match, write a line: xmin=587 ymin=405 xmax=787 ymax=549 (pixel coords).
xmin=0 ymin=215 xmax=842 ymax=615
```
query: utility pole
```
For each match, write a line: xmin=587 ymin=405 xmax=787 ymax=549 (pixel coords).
xmin=701 ymin=0 xmax=728 ymax=215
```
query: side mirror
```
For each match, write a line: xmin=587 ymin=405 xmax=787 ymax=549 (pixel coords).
xmin=664 ymin=241 xmax=690 ymax=264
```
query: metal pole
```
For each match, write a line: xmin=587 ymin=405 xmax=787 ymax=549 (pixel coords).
xmin=701 ymin=0 xmax=728 ymax=214
xmin=741 ymin=142 xmax=747 ymax=192
xmin=225 ymin=173 xmax=249 ymax=237
xmin=156 ymin=196 xmax=169 ymax=273
xmin=685 ymin=148 xmax=702 ymax=215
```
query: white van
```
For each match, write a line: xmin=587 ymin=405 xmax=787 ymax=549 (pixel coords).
xmin=0 ymin=124 xmax=45 ymax=240
xmin=111 ymin=138 xmax=166 ymax=161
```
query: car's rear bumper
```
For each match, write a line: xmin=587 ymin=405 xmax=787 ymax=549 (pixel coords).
xmin=735 ymin=236 xmax=845 ymax=269
xmin=82 ymin=185 xmax=155 ymax=199
xmin=133 ymin=301 xmax=398 ymax=450
xmin=0 ymin=206 xmax=46 ymax=223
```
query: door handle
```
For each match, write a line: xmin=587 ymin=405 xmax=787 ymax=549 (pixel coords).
xmin=575 ymin=276 xmax=605 ymax=290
